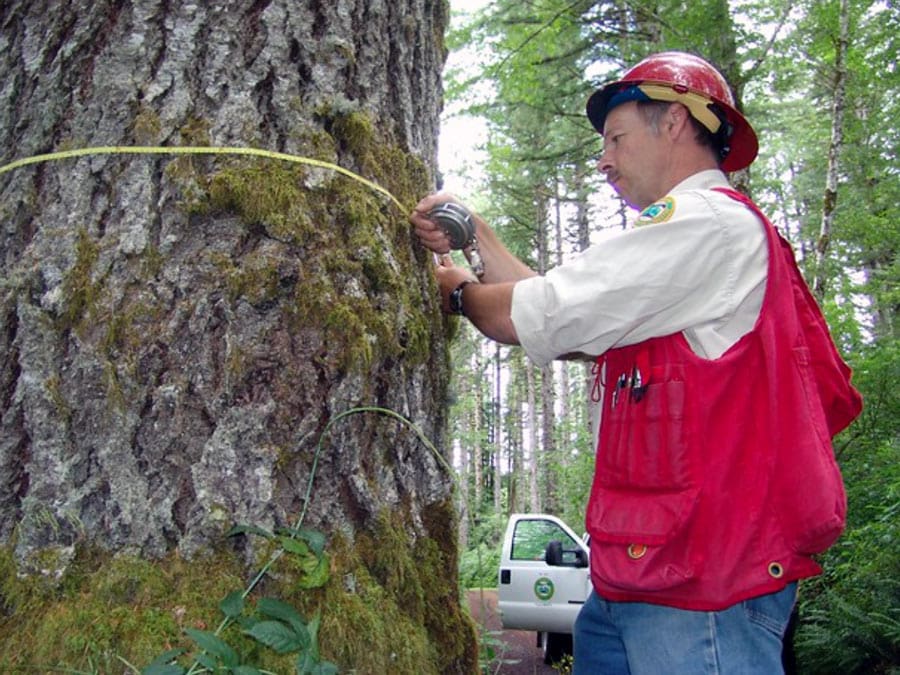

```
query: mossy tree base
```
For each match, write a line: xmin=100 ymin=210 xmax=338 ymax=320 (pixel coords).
xmin=0 ymin=505 xmax=477 ymax=673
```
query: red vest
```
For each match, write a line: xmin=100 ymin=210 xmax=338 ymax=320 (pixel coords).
xmin=586 ymin=188 xmax=862 ymax=611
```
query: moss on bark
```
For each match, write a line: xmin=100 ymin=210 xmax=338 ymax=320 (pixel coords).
xmin=0 ymin=505 xmax=478 ymax=673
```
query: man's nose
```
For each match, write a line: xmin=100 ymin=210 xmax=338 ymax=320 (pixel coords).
xmin=597 ymin=149 xmax=613 ymax=175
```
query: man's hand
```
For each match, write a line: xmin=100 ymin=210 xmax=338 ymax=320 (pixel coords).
xmin=409 ymin=192 xmax=466 ymax=255
xmin=434 ymin=256 xmax=478 ymax=314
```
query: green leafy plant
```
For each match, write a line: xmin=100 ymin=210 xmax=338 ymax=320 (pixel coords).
xmin=135 ymin=526 xmax=337 ymax=675
xmin=459 ymin=543 xmax=501 ymax=590
xmin=477 ymin=627 xmax=520 ymax=675
xmin=553 ymin=653 xmax=574 ymax=674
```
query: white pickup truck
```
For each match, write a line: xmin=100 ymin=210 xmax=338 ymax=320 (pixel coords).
xmin=497 ymin=513 xmax=591 ymax=664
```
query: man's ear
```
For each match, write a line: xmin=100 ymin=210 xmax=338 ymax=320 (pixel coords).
xmin=666 ymin=102 xmax=693 ymax=139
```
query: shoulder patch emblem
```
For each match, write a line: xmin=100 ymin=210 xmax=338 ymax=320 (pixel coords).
xmin=637 ymin=196 xmax=675 ymax=225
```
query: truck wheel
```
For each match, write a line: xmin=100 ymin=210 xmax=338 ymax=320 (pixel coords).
xmin=541 ymin=631 xmax=572 ymax=665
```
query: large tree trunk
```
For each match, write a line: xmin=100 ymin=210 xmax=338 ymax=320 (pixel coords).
xmin=0 ymin=0 xmax=476 ymax=671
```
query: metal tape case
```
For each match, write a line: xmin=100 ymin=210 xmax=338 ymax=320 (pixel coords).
xmin=427 ymin=202 xmax=476 ymax=250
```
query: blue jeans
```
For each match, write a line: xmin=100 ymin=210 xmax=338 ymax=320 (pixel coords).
xmin=573 ymin=584 xmax=797 ymax=674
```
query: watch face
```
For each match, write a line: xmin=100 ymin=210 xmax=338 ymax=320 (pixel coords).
xmin=449 ymin=288 xmax=463 ymax=314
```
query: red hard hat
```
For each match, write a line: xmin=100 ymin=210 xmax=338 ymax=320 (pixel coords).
xmin=586 ymin=51 xmax=758 ymax=172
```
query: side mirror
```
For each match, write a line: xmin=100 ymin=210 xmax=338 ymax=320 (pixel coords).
xmin=545 ymin=540 xmax=589 ymax=568
xmin=574 ymin=549 xmax=588 ymax=568
xmin=545 ymin=540 xmax=564 ymax=566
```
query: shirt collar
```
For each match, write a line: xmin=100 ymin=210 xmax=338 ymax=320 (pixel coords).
xmin=669 ymin=169 xmax=730 ymax=194
xmin=634 ymin=170 xmax=731 ymax=226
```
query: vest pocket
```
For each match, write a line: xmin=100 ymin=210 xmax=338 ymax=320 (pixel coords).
xmin=587 ymin=488 xmax=701 ymax=591
xmin=777 ymin=349 xmax=847 ymax=554
xmin=588 ymin=375 xmax=702 ymax=591
xmin=600 ymin=379 xmax=694 ymax=491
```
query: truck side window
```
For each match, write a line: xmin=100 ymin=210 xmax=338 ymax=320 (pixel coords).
xmin=511 ymin=519 xmax=579 ymax=561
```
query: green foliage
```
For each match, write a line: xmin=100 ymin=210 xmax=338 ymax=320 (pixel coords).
xmin=459 ymin=543 xmax=501 ymax=590
xmin=794 ymin=461 xmax=900 ymax=673
xmin=0 ymin=523 xmax=336 ymax=674
xmin=142 ymin=591 xmax=338 ymax=675
xmin=792 ymin=339 xmax=900 ymax=673
xmin=477 ymin=626 xmax=522 ymax=674
xmin=551 ymin=445 xmax=595 ymax=536
xmin=449 ymin=1 xmax=899 ymax=673
xmin=457 ymin=510 xmax=507 ymax=590
xmin=141 ymin=524 xmax=339 ymax=675
xmin=0 ymin=513 xmax=470 ymax=674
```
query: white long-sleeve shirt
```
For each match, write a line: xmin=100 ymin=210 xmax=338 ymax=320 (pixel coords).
xmin=510 ymin=170 xmax=768 ymax=367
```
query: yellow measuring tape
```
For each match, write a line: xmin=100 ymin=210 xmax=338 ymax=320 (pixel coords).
xmin=0 ymin=145 xmax=410 ymax=214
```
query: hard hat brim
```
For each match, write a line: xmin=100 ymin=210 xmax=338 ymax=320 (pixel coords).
xmin=586 ymin=81 xmax=758 ymax=172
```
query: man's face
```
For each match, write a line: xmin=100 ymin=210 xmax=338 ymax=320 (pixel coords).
xmin=597 ymin=102 xmax=669 ymax=210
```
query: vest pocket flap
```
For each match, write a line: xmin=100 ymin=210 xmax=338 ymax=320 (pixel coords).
xmin=588 ymin=488 xmax=699 ymax=546
xmin=588 ymin=488 xmax=701 ymax=592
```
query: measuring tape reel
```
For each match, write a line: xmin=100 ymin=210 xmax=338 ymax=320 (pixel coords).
xmin=427 ymin=202 xmax=484 ymax=278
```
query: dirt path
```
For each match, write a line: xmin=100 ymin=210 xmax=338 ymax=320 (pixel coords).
xmin=467 ymin=589 xmax=559 ymax=675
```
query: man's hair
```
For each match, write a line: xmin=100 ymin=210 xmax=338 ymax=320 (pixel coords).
xmin=637 ymin=100 xmax=721 ymax=158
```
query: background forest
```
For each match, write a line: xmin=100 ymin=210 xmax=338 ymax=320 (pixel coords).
xmin=442 ymin=0 xmax=899 ymax=673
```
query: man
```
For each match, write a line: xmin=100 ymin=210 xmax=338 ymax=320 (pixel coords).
xmin=410 ymin=51 xmax=860 ymax=674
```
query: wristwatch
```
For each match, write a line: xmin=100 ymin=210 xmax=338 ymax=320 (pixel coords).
xmin=448 ymin=280 xmax=473 ymax=316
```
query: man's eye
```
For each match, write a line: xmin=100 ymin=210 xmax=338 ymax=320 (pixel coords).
xmin=602 ymin=134 xmax=623 ymax=153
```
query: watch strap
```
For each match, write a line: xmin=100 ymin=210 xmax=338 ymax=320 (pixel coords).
xmin=449 ymin=280 xmax=473 ymax=315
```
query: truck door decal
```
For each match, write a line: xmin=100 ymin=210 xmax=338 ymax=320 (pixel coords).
xmin=534 ymin=577 xmax=555 ymax=601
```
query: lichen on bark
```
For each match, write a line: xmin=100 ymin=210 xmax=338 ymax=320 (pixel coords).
xmin=0 ymin=0 xmax=475 ymax=671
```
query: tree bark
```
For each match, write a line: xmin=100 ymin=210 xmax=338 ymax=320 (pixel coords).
xmin=525 ymin=359 xmax=541 ymax=511
xmin=813 ymin=0 xmax=850 ymax=300
xmin=473 ymin=342 xmax=485 ymax=509
xmin=507 ymin=348 xmax=525 ymax=513
xmin=0 ymin=0 xmax=476 ymax=670
xmin=492 ymin=342 xmax=503 ymax=513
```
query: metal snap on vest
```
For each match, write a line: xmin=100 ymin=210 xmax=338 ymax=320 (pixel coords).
xmin=768 ymin=562 xmax=784 ymax=578
xmin=627 ymin=544 xmax=648 ymax=559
